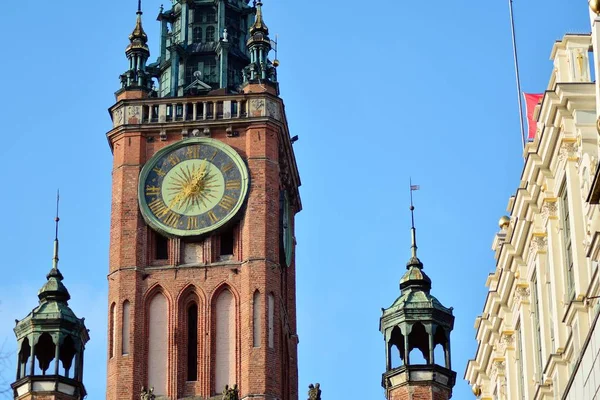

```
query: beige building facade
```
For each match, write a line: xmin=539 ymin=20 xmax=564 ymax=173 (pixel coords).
xmin=465 ymin=5 xmax=600 ymax=400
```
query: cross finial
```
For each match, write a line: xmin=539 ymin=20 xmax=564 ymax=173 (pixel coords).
xmin=52 ymin=190 xmax=60 ymax=270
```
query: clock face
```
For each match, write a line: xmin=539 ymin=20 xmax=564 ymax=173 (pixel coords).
xmin=281 ymin=190 xmax=294 ymax=267
xmin=138 ymin=138 xmax=249 ymax=237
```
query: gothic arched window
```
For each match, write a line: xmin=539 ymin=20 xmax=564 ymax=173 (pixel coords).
xmin=253 ymin=290 xmax=261 ymax=347
xmin=193 ymin=27 xmax=202 ymax=43
xmin=205 ymin=26 xmax=216 ymax=43
xmin=214 ymin=289 xmax=235 ymax=394
xmin=148 ymin=292 xmax=168 ymax=396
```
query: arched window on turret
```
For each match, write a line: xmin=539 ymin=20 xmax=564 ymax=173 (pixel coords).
xmin=407 ymin=323 xmax=428 ymax=365
xmin=59 ymin=336 xmax=77 ymax=378
xmin=35 ymin=333 xmax=56 ymax=375
xmin=388 ymin=326 xmax=405 ymax=369
xmin=193 ymin=27 xmax=202 ymax=43
xmin=205 ymin=26 xmax=216 ymax=43
xmin=17 ymin=338 xmax=31 ymax=379
xmin=433 ymin=326 xmax=449 ymax=369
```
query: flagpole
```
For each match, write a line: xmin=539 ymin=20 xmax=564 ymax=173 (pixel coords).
xmin=509 ymin=0 xmax=526 ymax=150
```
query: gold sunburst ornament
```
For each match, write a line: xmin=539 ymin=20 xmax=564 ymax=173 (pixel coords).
xmin=167 ymin=161 xmax=219 ymax=211
xmin=138 ymin=138 xmax=249 ymax=237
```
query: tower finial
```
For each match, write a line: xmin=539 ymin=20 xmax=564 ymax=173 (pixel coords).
xmin=52 ymin=190 xmax=60 ymax=270
xmin=250 ymin=0 xmax=269 ymax=35
xmin=137 ymin=0 xmax=143 ymax=15
xmin=407 ymin=180 xmax=423 ymax=269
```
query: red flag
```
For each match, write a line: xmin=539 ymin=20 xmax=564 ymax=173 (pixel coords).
xmin=524 ymin=93 xmax=543 ymax=140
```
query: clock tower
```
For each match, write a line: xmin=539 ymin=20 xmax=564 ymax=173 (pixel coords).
xmin=105 ymin=1 xmax=301 ymax=399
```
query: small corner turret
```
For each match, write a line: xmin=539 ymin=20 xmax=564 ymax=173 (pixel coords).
xmin=242 ymin=1 xmax=278 ymax=93
xmin=118 ymin=0 xmax=154 ymax=98
xmin=379 ymin=186 xmax=456 ymax=400
xmin=11 ymin=196 xmax=89 ymax=400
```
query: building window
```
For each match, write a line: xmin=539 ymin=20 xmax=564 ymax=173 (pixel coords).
xmin=122 ymin=301 xmax=131 ymax=355
xmin=109 ymin=303 xmax=116 ymax=359
xmin=220 ymin=229 xmax=234 ymax=257
xmin=268 ymin=293 xmax=275 ymax=349
xmin=532 ymin=274 xmax=543 ymax=380
xmin=156 ymin=234 xmax=169 ymax=260
xmin=253 ymin=291 xmax=261 ymax=347
xmin=187 ymin=303 xmax=198 ymax=381
xmin=148 ymin=292 xmax=168 ymax=395
xmin=561 ymin=186 xmax=575 ymax=300
xmin=193 ymin=27 xmax=202 ymax=43
xmin=546 ymin=280 xmax=555 ymax=353
xmin=214 ymin=289 xmax=235 ymax=394
xmin=516 ymin=323 xmax=525 ymax=400
xmin=203 ymin=60 xmax=217 ymax=84
xmin=207 ymin=11 xmax=216 ymax=22
xmin=205 ymin=26 xmax=216 ymax=42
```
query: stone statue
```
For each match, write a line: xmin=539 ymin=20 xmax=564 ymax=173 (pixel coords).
xmin=140 ymin=386 xmax=155 ymax=400
xmin=223 ymin=28 xmax=229 ymax=42
xmin=222 ymin=384 xmax=239 ymax=400
xmin=308 ymin=383 xmax=321 ymax=400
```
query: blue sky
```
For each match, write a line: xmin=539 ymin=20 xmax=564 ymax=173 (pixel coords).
xmin=0 ymin=1 xmax=591 ymax=399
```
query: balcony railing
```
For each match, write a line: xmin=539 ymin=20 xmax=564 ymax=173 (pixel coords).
xmin=140 ymin=98 xmax=248 ymax=124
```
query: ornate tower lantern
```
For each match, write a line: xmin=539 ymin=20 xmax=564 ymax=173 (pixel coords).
xmin=11 ymin=204 xmax=89 ymax=400
xmin=379 ymin=192 xmax=456 ymax=400
xmin=243 ymin=1 xmax=277 ymax=86
xmin=120 ymin=0 xmax=153 ymax=91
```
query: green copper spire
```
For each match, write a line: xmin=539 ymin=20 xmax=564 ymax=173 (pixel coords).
xmin=38 ymin=191 xmax=70 ymax=303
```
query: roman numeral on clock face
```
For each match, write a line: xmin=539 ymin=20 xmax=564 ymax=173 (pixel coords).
xmin=148 ymin=198 xmax=169 ymax=217
xmin=219 ymin=195 xmax=236 ymax=211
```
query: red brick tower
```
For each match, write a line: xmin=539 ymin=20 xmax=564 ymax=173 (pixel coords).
xmin=379 ymin=197 xmax=455 ymax=400
xmin=105 ymin=2 xmax=300 ymax=399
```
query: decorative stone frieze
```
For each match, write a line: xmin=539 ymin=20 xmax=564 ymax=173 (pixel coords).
xmin=499 ymin=332 xmax=515 ymax=353
xmin=514 ymin=284 xmax=530 ymax=305
xmin=559 ymin=140 xmax=579 ymax=163
xmin=490 ymin=358 xmax=506 ymax=380
xmin=529 ymin=234 xmax=548 ymax=258
xmin=542 ymin=199 xmax=558 ymax=225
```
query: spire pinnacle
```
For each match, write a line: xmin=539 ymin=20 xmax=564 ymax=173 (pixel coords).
xmin=407 ymin=180 xmax=423 ymax=269
xmin=129 ymin=0 xmax=148 ymax=44
xmin=52 ymin=190 xmax=60 ymax=271
xmin=250 ymin=0 xmax=269 ymax=35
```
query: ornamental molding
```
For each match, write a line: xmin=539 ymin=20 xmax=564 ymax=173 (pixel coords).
xmin=490 ymin=358 xmax=506 ymax=380
xmin=499 ymin=331 xmax=515 ymax=353
xmin=542 ymin=198 xmax=558 ymax=224
xmin=514 ymin=283 xmax=531 ymax=304
xmin=558 ymin=140 xmax=579 ymax=163
xmin=528 ymin=234 xmax=548 ymax=258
